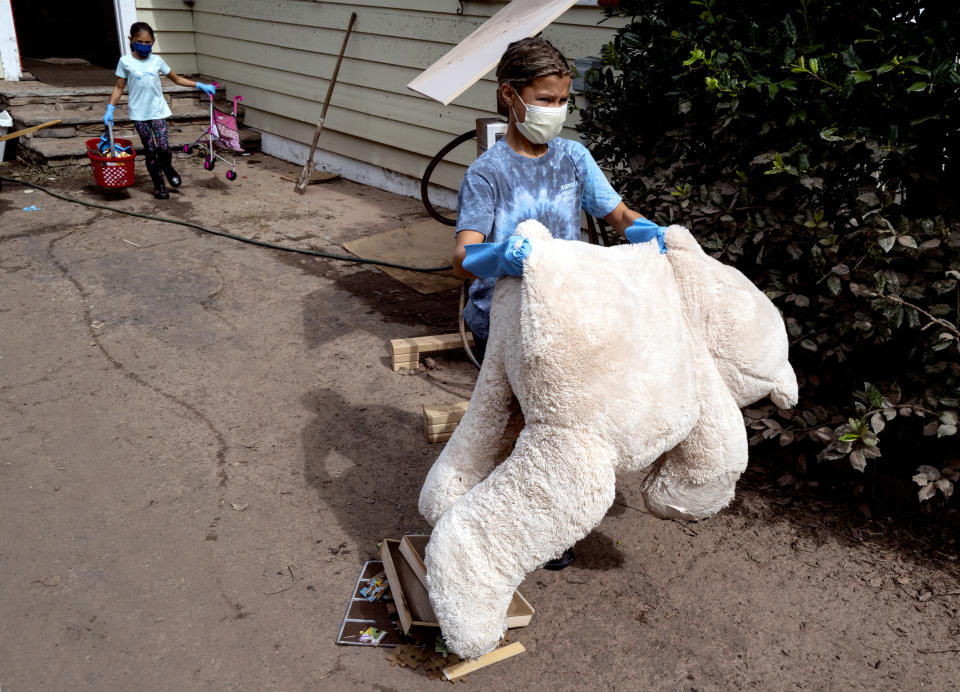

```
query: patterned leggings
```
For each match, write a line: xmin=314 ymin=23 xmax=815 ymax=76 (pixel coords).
xmin=133 ymin=119 xmax=170 ymax=163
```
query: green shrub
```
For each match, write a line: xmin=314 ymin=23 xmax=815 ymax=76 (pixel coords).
xmin=578 ymin=0 xmax=960 ymax=502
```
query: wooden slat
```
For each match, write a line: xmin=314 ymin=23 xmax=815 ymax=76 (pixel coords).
xmin=422 ymin=400 xmax=469 ymax=425
xmin=408 ymin=0 xmax=581 ymax=104
xmin=392 ymin=333 xmax=471 ymax=356
xmin=423 ymin=420 xmax=459 ymax=436
xmin=442 ymin=641 xmax=526 ymax=680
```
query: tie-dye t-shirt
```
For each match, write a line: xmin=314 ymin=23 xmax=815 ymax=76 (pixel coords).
xmin=456 ymin=137 xmax=621 ymax=339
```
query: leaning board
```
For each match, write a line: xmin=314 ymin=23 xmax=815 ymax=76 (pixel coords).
xmin=407 ymin=0 xmax=582 ymax=105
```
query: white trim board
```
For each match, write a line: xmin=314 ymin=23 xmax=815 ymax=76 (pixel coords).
xmin=260 ymin=131 xmax=459 ymax=211
xmin=114 ymin=0 xmax=138 ymax=58
xmin=407 ymin=0 xmax=581 ymax=105
xmin=0 ymin=0 xmax=22 ymax=81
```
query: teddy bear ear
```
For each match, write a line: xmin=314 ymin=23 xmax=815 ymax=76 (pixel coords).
xmin=515 ymin=218 xmax=552 ymax=242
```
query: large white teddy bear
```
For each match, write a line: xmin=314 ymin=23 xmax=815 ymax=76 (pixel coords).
xmin=418 ymin=220 xmax=798 ymax=659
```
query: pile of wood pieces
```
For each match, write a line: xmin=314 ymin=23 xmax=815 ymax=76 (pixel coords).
xmin=389 ymin=332 xmax=472 ymax=443
xmin=337 ymin=534 xmax=531 ymax=682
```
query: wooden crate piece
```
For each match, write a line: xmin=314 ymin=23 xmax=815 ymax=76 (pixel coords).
xmin=391 ymin=332 xmax=474 ymax=371
xmin=422 ymin=400 xmax=469 ymax=442
xmin=398 ymin=534 xmax=534 ymax=628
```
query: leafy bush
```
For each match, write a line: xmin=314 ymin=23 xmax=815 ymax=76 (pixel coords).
xmin=578 ymin=0 xmax=960 ymax=502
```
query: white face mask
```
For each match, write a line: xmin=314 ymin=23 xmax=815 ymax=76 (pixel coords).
xmin=511 ymin=86 xmax=567 ymax=145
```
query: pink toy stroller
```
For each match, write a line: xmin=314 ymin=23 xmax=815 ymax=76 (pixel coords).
xmin=183 ymin=83 xmax=244 ymax=181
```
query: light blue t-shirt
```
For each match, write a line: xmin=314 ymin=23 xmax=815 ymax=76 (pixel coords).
xmin=457 ymin=137 xmax=622 ymax=339
xmin=115 ymin=53 xmax=172 ymax=121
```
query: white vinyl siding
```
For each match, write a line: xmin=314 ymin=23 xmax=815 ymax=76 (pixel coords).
xmin=133 ymin=0 xmax=622 ymax=196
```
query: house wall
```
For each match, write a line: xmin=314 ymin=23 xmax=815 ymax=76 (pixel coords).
xmin=135 ymin=0 xmax=197 ymax=74
xmin=133 ymin=0 xmax=622 ymax=205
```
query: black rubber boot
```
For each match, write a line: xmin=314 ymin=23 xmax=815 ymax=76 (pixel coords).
xmin=146 ymin=158 xmax=169 ymax=199
xmin=158 ymin=148 xmax=181 ymax=188
xmin=543 ymin=548 xmax=575 ymax=571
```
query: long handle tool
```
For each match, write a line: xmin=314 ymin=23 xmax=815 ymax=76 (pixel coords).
xmin=294 ymin=12 xmax=357 ymax=194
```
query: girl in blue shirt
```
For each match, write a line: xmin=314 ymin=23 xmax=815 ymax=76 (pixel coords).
xmin=104 ymin=22 xmax=217 ymax=199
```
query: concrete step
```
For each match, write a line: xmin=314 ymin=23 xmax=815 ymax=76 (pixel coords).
xmin=18 ymin=127 xmax=261 ymax=166
xmin=11 ymin=101 xmax=245 ymax=138
xmin=0 ymin=78 xmax=223 ymax=109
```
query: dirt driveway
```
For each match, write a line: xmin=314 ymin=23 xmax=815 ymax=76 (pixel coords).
xmin=1 ymin=154 xmax=957 ymax=690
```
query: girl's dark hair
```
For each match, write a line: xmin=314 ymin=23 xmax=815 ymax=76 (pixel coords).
xmin=129 ymin=22 xmax=155 ymax=39
xmin=495 ymin=37 xmax=571 ymax=116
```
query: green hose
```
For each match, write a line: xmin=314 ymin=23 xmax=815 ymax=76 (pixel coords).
xmin=0 ymin=175 xmax=453 ymax=274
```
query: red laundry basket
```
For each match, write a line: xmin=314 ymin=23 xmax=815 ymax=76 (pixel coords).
xmin=86 ymin=138 xmax=136 ymax=189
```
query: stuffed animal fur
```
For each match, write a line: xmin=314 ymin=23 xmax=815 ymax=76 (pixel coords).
xmin=418 ymin=220 xmax=798 ymax=659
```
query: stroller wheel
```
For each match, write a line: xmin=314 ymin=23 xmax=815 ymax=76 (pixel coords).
xmin=183 ymin=144 xmax=192 ymax=154
xmin=204 ymin=158 xmax=215 ymax=171
xmin=225 ymin=170 xmax=237 ymax=181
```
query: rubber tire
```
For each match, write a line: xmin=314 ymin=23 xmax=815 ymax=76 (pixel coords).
xmin=204 ymin=159 xmax=214 ymax=171
xmin=226 ymin=170 xmax=236 ymax=181
xmin=183 ymin=144 xmax=192 ymax=154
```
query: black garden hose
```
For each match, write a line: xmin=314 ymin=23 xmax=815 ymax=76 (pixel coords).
xmin=420 ymin=129 xmax=475 ymax=226
xmin=0 ymin=175 xmax=452 ymax=273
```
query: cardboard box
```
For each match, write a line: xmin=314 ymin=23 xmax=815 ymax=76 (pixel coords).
xmin=398 ymin=534 xmax=535 ymax=628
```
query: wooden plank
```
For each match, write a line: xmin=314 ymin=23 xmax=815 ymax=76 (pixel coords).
xmin=407 ymin=0 xmax=581 ymax=104
xmin=392 ymin=333 xmax=470 ymax=356
xmin=378 ymin=539 xmax=439 ymax=634
xmin=0 ymin=120 xmax=62 ymax=143
xmin=442 ymin=641 xmax=526 ymax=680
xmin=423 ymin=420 xmax=460 ymax=436
xmin=399 ymin=534 xmax=431 ymax=590
xmin=422 ymin=401 xmax=469 ymax=425
xmin=426 ymin=432 xmax=453 ymax=444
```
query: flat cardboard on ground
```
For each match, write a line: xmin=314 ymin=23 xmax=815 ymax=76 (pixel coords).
xmin=343 ymin=218 xmax=460 ymax=294
xmin=379 ymin=539 xmax=439 ymax=634
xmin=398 ymin=534 xmax=534 ymax=628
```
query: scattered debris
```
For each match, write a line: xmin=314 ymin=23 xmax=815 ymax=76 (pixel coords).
xmin=264 ymin=565 xmax=295 ymax=594
xmin=359 ymin=626 xmax=387 ymax=646
xmin=360 ymin=572 xmax=388 ymax=602
xmin=31 ymin=575 xmax=61 ymax=586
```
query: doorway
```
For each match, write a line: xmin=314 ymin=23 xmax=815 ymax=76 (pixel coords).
xmin=11 ymin=0 xmax=120 ymax=85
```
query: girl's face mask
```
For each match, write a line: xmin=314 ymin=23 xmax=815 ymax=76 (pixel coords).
xmin=511 ymin=86 xmax=568 ymax=145
xmin=132 ymin=40 xmax=153 ymax=56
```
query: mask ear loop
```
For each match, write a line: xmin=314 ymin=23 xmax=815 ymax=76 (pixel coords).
xmin=508 ymin=84 xmax=526 ymax=125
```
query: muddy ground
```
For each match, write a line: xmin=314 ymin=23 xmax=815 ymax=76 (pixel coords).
xmin=1 ymin=153 xmax=958 ymax=690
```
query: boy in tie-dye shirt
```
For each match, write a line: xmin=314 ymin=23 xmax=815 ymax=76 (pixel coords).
xmin=453 ymin=37 xmax=645 ymax=351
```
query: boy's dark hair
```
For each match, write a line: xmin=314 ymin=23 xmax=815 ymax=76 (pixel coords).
xmin=129 ymin=22 xmax=155 ymax=39
xmin=495 ymin=37 xmax=571 ymax=116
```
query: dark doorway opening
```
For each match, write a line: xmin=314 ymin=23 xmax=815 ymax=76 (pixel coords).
xmin=12 ymin=0 xmax=120 ymax=86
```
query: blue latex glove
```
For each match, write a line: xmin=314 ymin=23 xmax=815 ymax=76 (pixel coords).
xmin=103 ymin=103 xmax=115 ymax=126
xmin=625 ymin=217 xmax=668 ymax=254
xmin=463 ymin=236 xmax=531 ymax=278
xmin=196 ymin=81 xmax=216 ymax=96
